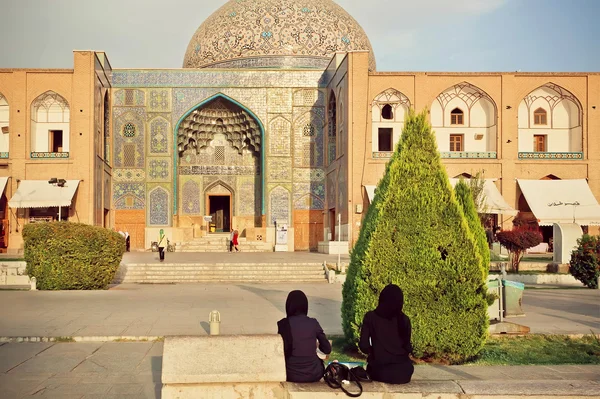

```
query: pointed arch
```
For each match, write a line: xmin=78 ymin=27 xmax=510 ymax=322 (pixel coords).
xmin=430 ymin=82 xmax=497 ymax=156
xmin=327 ymin=91 xmax=337 ymax=164
xmin=30 ymin=90 xmax=70 ymax=155
xmin=174 ymin=92 xmax=265 ymax=216
xmin=0 ymin=92 xmax=9 ymax=156
xmin=371 ymin=88 xmax=411 ymax=155
xmin=148 ymin=186 xmax=170 ymax=226
xmin=517 ymin=83 xmax=583 ymax=155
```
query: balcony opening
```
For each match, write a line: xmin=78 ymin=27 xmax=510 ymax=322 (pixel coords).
xmin=449 ymin=134 xmax=464 ymax=152
xmin=49 ymin=130 xmax=63 ymax=153
xmin=378 ymin=128 xmax=393 ymax=152
xmin=381 ymin=104 xmax=393 ymax=120
xmin=534 ymin=134 xmax=547 ymax=152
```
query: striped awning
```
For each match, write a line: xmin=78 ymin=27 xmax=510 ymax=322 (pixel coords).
xmin=9 ymin=180 xmax=80 ymax=208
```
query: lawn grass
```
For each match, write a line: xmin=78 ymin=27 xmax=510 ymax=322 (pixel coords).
xmin=329 ymin=335 xmax=600 ymax=366
xmin=473 ymin=335 xmax=600 ymax=365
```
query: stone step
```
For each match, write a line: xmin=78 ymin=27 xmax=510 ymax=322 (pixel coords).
xmin=119 ymin=277 xmax=327 ymax=283
xmin=119 ymin=272 xmax=325 ymax=278
xmin=122 ymin=268 xmax=324 ymax=274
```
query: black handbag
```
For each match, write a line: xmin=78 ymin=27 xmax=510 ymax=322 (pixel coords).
xmin=323 ymin=362 xmax=363 ymax=397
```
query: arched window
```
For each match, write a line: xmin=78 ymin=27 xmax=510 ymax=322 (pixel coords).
xmin=103 ymin=91 xmax=110 ymax=161
xmin=30 ymin=91 xmax=70 ymax=155
xmin=534 ymin=108 xmax=547 ymax=125
xmin=381 ymin=104 xmax=393 ymax=120
xmin=450 ymin=108 xmax=464 ymax=125
xmin=0 ymin=93 xmax=9 ymax=155
xmin=328 ymin=92 xmax=337 ymax=164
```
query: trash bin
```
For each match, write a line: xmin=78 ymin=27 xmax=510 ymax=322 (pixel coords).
xmin=487 ymin=279 xmax=501 ymax=321
xmin=503 ymin=280 xmax=525 ymax=317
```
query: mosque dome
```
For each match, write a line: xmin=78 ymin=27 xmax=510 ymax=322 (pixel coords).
xmin=183 ymin=0 xmax=376 ymax=70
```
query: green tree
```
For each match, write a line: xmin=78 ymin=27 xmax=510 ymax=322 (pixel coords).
xmin=569 ymin=234 xmax=600 ymax=289
xmin=342 ymin=110 xmax=489 ymax=363
xmin=455 ymin=180 xmax=490 ymax=279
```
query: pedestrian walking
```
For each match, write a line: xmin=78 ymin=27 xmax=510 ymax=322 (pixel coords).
xmin=233 ymin=229 xmax=240 ymax=252
xmin=229 ymin=229 xmax=235 ymax=252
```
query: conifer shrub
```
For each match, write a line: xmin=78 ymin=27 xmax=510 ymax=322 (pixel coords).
xmin=496 ymin=228 xmax=543 ymax=273
xmin=569 ymin=235 xmax=600 ymax=289
xmin=455 ymin=180 xmax=490 ymax=278
xmin=24 ymin=222 xmax=125 ymax=290
xmin=342 ymin=110 xmax=489 ymax=363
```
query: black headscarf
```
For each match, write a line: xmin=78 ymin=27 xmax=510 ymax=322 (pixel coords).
xmin=286 ymin=290 xmax=308 ymax=317
xmin=374 ymin=284 xmax=412 ymax=354
xmin=278 ymin=290 xmax=309 ymax=359
xmin=375 ymin=284 xmax=404 ymax=319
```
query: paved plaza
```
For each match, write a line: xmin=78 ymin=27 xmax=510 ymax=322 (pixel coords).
xmin=0 ymin=283 xmax=598 ymax=338
xmin=0 ymin=341 xmax=598 ymax=398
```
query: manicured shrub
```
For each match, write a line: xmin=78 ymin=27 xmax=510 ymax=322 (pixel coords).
xmin=24 ymin=222 xmax=125 ymax=290
xmin=496 ymin=228 xmax=543 ymax=273
xmin=342 ymin=110 xmax=489 ymax=363
xmin=455 ymin=180 xmax=490 ymax=278
xmin=569 ymin=235 xmax=600 ymax=289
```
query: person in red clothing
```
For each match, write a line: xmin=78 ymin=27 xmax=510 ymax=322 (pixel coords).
xmin=233 ymin=229 xmax=240 ymax=252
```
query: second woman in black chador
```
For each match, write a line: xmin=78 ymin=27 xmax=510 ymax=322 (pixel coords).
xmin=359 ymin=284 xmax=414 ymax=384
xmin=277 ymin=290 xmax=332 ymax=382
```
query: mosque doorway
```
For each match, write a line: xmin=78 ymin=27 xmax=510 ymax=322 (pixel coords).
xmin=207 ymin=195 xmax=231 ymax=233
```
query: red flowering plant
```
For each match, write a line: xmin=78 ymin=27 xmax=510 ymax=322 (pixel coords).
xmin=496 ymin=227 xmax=544 ymax=273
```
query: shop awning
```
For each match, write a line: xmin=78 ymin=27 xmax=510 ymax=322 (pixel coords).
xmin=365 ymin=185 xmax=377 ymax=203
xmin=9 ymin=180 xmax=80 ymax=209
xmin=449 ymin=178 xmax=518 ymax=216
xmin=517 ymin=179 xmax=600 ymax=226
xmin=0 ymin=177 xmax=8 ymax=195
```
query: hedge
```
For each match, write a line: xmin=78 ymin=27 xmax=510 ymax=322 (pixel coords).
xmin=342 ymin=110 xmax=489 ymax=363
xmin=454 ymin=180 xmax=490 ymax=279
xmin=569 ymin=234 xmax=600 ymax=289
xmin=24 ymin=222 xmax=125 ymax=290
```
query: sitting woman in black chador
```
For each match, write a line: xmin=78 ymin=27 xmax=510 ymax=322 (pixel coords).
xmin=359 ymin=284 xmax=414 ymax=384
xmin=277 ymin=290 xmax=332 ymax=382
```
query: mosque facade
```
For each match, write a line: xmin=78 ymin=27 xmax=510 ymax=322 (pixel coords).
xmin=0 ymin=0 xmax=598 ymax=254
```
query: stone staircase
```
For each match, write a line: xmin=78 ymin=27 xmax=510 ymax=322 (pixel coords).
xmin=175 ymin=234 xmax=273 ymax=253
xmin=114 ymin=262 xmax=327 ymax=284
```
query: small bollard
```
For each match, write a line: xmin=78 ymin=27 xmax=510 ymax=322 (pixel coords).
xmin=500 ymin=262 xmax=507 ymax=279
xmin=30 ymin=277 xmax=37 ymax=291
xmin=209 ymin=310 xmax=221 ymax=336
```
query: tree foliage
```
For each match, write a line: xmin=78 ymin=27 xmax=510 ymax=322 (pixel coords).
xmin=569 ymin=235 xmax=600 ymax=289
xmin=455 ymin=180 xmax=490 ymax=278
xmin=496 ymin=228 xmax=543 ymax=273
xmin=24 ymin=222 xmax=125 ymax=290
xmin=342 ymin=110 xmax=488 ymax=363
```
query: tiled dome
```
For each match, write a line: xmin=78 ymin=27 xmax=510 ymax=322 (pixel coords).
xmin=183 ymin=0 xmax=376 ymax=70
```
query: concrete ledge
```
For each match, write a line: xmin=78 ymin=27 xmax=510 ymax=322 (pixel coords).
xmin=487 ymin=273 xmax=582 ymax=286
xmin=162 ymin=335 xmax=286 ymax=384
xmin=287 ymin=380 xmax=600 ymax=398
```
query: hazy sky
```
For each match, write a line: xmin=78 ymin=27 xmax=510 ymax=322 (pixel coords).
xmin=0 ymin=0 xmax=598 ymax=72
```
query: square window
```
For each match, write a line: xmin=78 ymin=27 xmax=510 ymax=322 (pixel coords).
xmin=378 ymin=128 xmax=393 ymax=152
xmin=449 ymin=134 xmax=464 ymax=152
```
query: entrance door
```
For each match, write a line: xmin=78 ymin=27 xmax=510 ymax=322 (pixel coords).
xmin=294 ymin=210 xmax=324 ymax=251
xmin=208 ymin=195 xmax=231 ymax=233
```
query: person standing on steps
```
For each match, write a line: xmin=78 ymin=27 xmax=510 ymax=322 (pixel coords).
xmin=233 ymin=229 xmax=240 ymax=252
xmin=229 ymin=229 xmax=235 ymax=252
xmin=157 ymin=229 xmax=166 ymax=262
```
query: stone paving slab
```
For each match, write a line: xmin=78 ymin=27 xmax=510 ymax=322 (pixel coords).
xmin=0 ymin=342 xmax=598 ymax=398
xmin=0 ymin=284 xmax=598 ymax=339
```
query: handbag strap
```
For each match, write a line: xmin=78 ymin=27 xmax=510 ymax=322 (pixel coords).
xmin=324 ymin=364 xmax=363 ymax=398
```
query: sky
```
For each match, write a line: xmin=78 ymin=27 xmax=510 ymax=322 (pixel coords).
xmin=0 ymin=0 xmax=598 ymax=72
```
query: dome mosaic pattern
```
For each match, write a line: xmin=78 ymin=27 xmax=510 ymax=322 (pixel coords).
xmin=183 ymin=0 xmax=376 ymax=70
